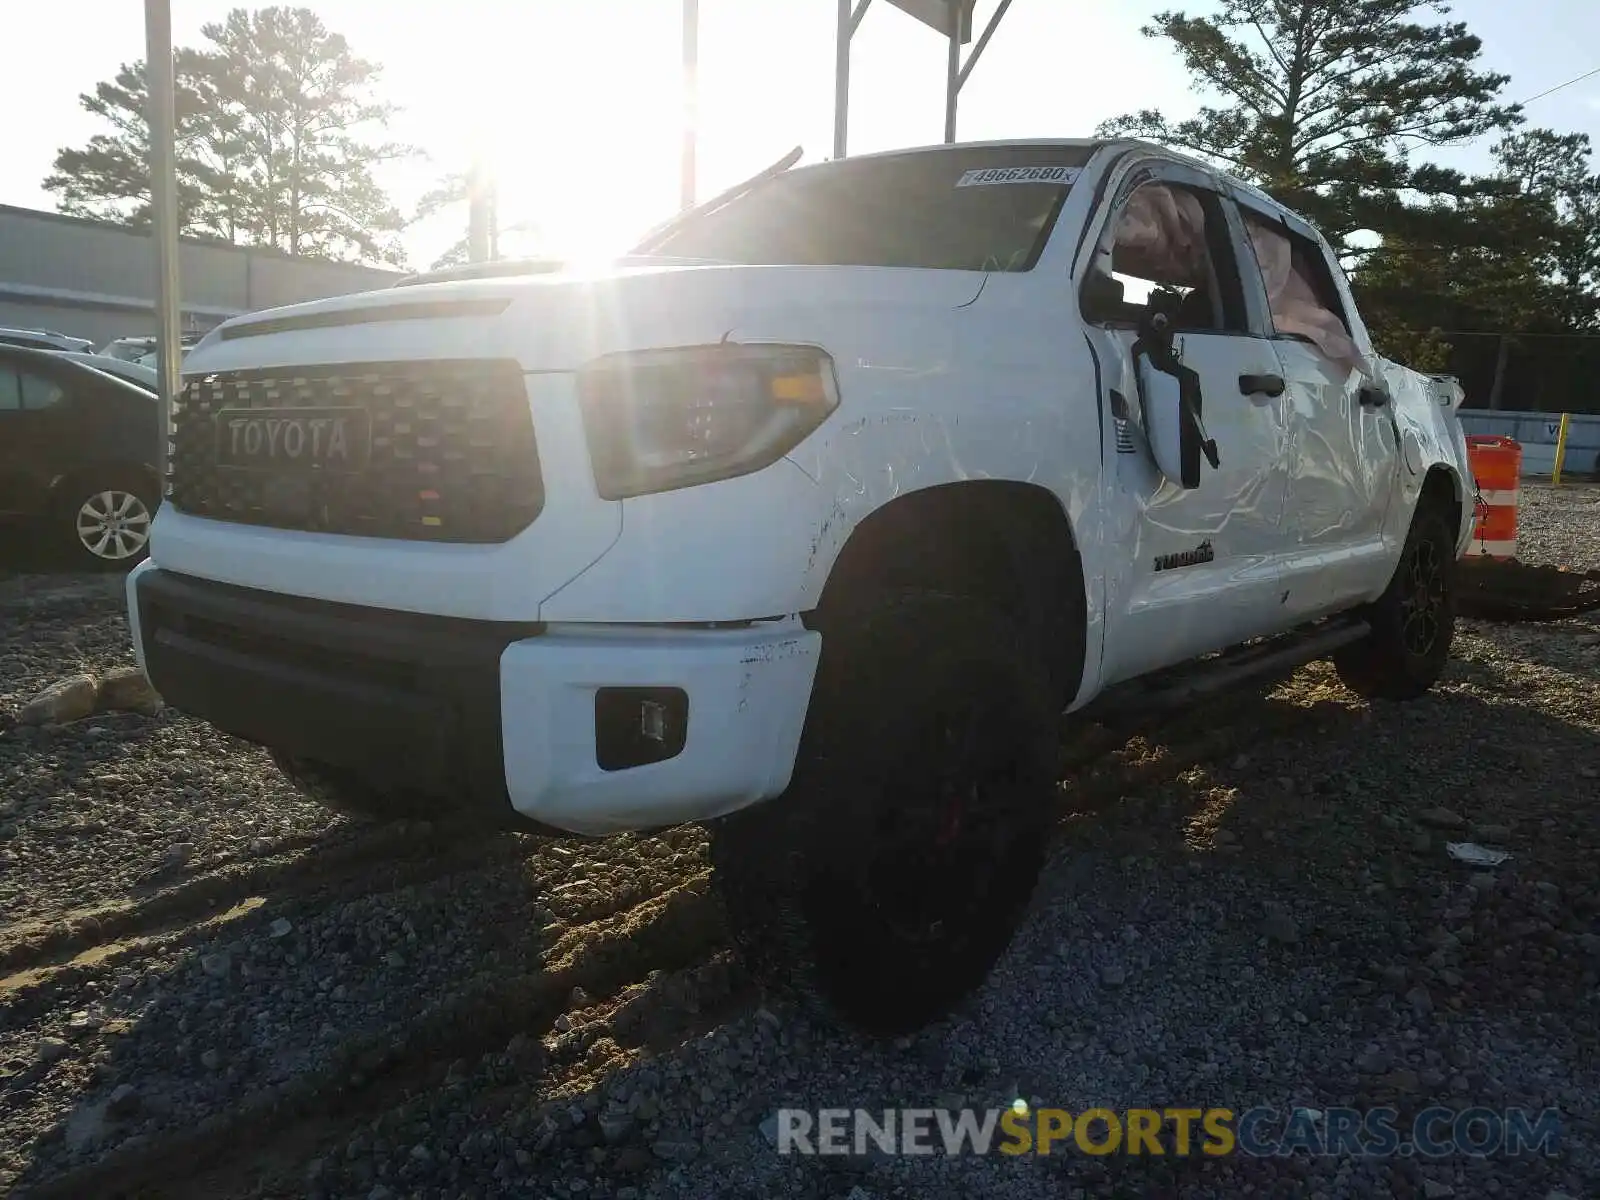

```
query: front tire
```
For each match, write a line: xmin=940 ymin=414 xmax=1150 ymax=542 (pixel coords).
xmin=711 ymin=591 xmax=1058 ymax=1036
xmin=1334 ymin=503 xmax=1457 ymax=701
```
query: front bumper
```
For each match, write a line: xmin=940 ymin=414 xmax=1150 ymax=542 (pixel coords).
xmin=127 ymin=562 xmax=821 ymax=836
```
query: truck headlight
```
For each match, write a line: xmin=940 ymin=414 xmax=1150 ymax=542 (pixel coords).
xmin=577 ymin=343 xmax=839 ymax=500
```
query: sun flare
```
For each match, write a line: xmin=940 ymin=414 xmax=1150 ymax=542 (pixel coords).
xmin=431 ymin=4 xmax=698 ymax=264
xmin=395 ymin=0 xmax=831 ymax=268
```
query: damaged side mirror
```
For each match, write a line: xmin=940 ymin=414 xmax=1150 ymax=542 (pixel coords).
xmin=1133 ymin=296 xmax=1220 ymax=489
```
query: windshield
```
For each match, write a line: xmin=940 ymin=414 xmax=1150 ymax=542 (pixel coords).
xmin=644 ymin=144 xmax=1094 ymax=273
xmin=98 ymin=340 xmax=152 ymax=362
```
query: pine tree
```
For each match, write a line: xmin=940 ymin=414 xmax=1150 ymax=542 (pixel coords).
xmin=1098 ymin=0 xmax=1519 ymax=248
xmin=43 ymin=5 xmax=412 ymax=266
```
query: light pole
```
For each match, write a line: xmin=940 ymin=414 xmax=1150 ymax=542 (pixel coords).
xmin=467 ymin=155 xmax=494 ymax=264
xmin=144 ymin=0 xmax=181 ymax=495
xmin=681 ymin=0 xmax=699 ymax=209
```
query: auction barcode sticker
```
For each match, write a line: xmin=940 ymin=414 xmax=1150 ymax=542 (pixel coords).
xmin=955 ymin=165 xmax=1082 ymax=188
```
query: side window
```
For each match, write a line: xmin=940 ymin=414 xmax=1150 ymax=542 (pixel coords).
xmin=1099 ymin=181 xmax=1250 ymax=334
xmin=19 ymin=373 xmax=64 ymax=411
xmin=1240 ymin=210 xmax=1362 ymax=368
xmin=0 ymin=368 xmax=21 ymax=411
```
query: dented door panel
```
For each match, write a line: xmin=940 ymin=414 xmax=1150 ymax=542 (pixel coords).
xmin=1273 ymin=337 xmax=1401 ymax=621
xmin=1093 ymin=327 xmax=1294 ymax=687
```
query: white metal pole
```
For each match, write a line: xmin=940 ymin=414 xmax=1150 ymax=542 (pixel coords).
xmin=681 ymin=0 xmax=699 ymax=209
xmin=945 ymin=0 xmax=1014 ymax=144
xmin=144 ymin=0 xmax=181 ymax=495
xmin=468 ymin=157 xmax=491 ymax=264
xmin=834 ymin=0 xmax=851 ymax=158
xmin=943 ymin=19 xmax=960 ymax=143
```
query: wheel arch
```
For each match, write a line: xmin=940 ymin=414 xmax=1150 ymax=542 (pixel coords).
xmin=810 ymin=478 xmax=1088 ymax=710
xmin=48 ymin=461 xmax=161 ymax=565
xmin=1413 ymin=461 xmax=1466 ymax=556
xmin=49 ymin=459 xmax=162 ymax=507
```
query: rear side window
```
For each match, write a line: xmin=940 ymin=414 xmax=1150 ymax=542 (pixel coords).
xmin=1240 ymin=211 xmax=1361 ymax=367
xmin=642 ymin=145 xmax=1093 ymax=272
xmin=0 ymin=369 xmax=64 ymax=410
xmin=21 ymin=374 xmax=64 ymax=410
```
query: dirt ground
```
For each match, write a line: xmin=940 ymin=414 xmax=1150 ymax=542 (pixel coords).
xmin=0 ymin=484 xmax=1596 ymax=1200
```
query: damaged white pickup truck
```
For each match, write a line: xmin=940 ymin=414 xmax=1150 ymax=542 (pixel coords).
xmin=125 ymin=138 xmax=1474 ymax=1034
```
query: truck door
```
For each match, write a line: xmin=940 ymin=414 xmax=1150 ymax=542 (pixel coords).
xmin=1079 ymin=166 xmax=1296 ymax=686
xmin=1235 ymin=204 xmax=1401 ymax=620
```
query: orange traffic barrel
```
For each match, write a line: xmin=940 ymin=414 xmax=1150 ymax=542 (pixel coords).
xmin=1465 ymin=436 xmax=1521 ymax=559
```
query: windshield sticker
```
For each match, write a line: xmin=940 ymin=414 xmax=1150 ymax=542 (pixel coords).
xmin=955 ymin=165 xmax=1082 ymax=188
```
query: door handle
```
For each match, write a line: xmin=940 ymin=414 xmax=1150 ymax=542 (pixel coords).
xmin=1358 ymin=386 xmax=1390 ymax=408
xmin=1239 ymin=373 xmax=1285 ymax=397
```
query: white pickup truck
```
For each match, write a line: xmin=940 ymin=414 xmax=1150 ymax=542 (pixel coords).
xmin=125 ymin=138 xmax=1473 ymax=1034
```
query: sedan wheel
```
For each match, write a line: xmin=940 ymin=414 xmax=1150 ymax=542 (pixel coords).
xmin=73 ymin=488 xmax=153 ymax=566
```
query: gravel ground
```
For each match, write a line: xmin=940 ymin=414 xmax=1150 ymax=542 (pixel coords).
xmin=1 ymin=483 xmax=1597 ymax=1199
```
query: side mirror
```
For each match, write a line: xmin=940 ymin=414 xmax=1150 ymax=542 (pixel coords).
xmin=1134 ymin=312 xmax=1220 ymax=489
xmin=1080 ymin=270 xmax=1126 ymax=325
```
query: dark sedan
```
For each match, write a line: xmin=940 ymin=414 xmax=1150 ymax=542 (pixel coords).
xmin=0 ymin=344 xmax=162 ymax=569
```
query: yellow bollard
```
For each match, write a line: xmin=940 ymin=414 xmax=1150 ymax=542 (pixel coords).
xmin=1552 ymin=412 xmax=1571 ymax=486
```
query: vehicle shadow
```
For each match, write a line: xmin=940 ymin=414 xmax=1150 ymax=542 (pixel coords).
xmin=1149 ymin=661 xmax=1600 ymax=919
xmin=1126 ymin=677 xmax=1597 ymax=1183
xmin=9 ymin=662 xmax=1597 ymax=1199
xmin=0 ymin=516 xmax=156 ymax=582
xmin=5 ymin=836 xmax=558 ymax=1199
xmin=1456 ymin=614 xmax=1600 ymax=691
xmin=989 ymin=670 xmax=1600 ymax=1198
xmin=0 ymin=526 xmax=78 ymax=577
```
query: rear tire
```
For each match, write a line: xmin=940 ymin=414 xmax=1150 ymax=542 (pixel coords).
xmin=710 ymin=591 xmax=1058 ymax=1036
xmin=1334 ymin=503 xmax=1457 ymax=701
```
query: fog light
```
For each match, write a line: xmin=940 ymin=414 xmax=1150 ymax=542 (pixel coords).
xmin=595 ymin=687 xmax=688 ymax=771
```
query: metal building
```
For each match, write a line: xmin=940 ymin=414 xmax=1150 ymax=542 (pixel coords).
xmin=0 ymin=203 xmax=403 ymax=348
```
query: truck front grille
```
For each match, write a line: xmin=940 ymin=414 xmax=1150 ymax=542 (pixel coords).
xmin=168 ymin=359 xmax=543 ymax=543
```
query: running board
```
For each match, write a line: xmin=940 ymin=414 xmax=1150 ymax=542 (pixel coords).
xmin=1080 ymin=616 xmax=1371 ymax=728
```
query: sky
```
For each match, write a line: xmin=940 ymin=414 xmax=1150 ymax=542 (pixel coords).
xmin=4 ymin=0 xmax=1600 ymax=271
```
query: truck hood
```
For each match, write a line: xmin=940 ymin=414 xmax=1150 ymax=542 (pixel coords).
xmin=184 ymin=261 xmax=989 ymax=376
